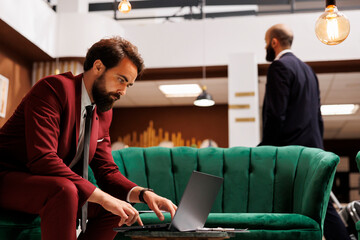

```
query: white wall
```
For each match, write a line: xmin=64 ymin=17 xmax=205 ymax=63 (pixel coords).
xmin=0 ymin=0 xmax=125 ymax=58
xmin=123 ymin=10 xmax=360 ymax=68
xmin=57 ymin=12 xmax=125 ymax=57
xmin=1 ymin=0 xmax=359 ymax=67
xmin=55 ymin=0 xmax=125 ymax=58
xmin=0 ymin=0 xmax=57 ymax=57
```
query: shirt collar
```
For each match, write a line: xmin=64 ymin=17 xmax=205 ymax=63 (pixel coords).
xmin=81 ymin=79 xmax=94 ymax=116
xmin=275 ymin=49 xmax=293 ymax=61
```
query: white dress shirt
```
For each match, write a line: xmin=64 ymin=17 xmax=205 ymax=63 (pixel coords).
xmin=70 ymin=78 xmax=135 ymax=202
xmin=69 ymin=80 xmax=93 ymax=168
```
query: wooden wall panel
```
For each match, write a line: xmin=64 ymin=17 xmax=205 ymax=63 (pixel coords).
xmin=0 ymin=45 xmax=32 ymax=127
xmin=110 ymin=105 xmax=229 ymax=147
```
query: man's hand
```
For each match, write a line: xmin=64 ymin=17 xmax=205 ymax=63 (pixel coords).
xmin=129 ymin=187 xmax=177 ymax=221
xmin=88 ymin=188 xmax=143 ymax=227
xmin=143 ymin=190 xmax=177 ymax=221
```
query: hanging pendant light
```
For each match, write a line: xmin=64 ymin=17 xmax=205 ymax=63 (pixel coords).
xmin=315 ymin=0 xmax=350 ymax=45
xmin=118 ymin=0 xmax=131 ymax=13
xmin=193 ymin=1 xmax=214 ymax=107
xmin=194 ymin=86 xmax=215 ymax=107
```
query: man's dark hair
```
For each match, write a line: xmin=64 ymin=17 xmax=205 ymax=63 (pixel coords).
xmin=269 ymin=27 xmax=293 ymax=48
xmin=83 ymin=37 xmax=144 ymax=75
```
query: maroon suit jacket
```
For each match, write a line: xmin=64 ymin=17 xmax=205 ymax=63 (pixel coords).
xmin=0 ymin=72 xmax=136 ymax=205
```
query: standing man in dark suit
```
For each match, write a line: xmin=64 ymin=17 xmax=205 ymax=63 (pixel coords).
xmin=0 ymin=37 xmax=177 ymax=240
xmin=259 ymin=24 xmax=349 ymax=240
xmin=259 ymin=24 xmax=324 ymax=148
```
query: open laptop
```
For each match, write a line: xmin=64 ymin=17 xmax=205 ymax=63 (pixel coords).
xmin=113 ymin=171 xmax=223 ymax=232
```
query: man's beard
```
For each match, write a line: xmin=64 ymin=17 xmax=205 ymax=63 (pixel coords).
xmin=92 ymin=73 xmax=121 ymax=112
xmin=266 ymin=44 xmax=276 ymax=62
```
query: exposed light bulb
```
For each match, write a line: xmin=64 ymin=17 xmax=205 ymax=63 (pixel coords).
xmin=118 ymin=0 xmax=131 ymax=13
xmin=315 ymin=0 xmax=350 ymax=45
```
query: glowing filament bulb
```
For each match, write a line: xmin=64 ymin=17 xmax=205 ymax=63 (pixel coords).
xmin=315 ymin=3 xmax=350 ymax=45
xmin=118 ymin=0 xmax=131 ymax=13
xmin=326 ymin=17 xmax=339 ymax=41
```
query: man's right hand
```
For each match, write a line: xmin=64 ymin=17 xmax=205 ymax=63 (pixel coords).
xmin=88 ymin=188 xmax=143 ymax=227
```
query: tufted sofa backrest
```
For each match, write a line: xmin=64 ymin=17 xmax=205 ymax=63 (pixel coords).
xmin=111 ymin=145 xmax=338 ymax=225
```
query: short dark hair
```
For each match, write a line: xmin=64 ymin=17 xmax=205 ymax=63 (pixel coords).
xmin=269 ymin=28 xmax=293 ymax=48
xmin=83 ymin=36 xmax=144 ymax=76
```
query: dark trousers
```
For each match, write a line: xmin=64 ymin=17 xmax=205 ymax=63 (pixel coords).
xmin=0 ymin=171 xmax=120 ymax=240
xmin=324 ymin=199 xmax=351 ymax=240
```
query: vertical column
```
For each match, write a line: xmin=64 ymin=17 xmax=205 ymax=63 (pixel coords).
xmin=228 ymin=53 xmax=260 ymax=147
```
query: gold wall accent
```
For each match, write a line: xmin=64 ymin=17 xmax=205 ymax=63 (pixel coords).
xmin=117 ymin=121 xmax=202 ymax=148
xmin=228 ymin=104 xmax=250 ymax=109
xmin=235 ymin=92 xmax=255 ymax=97
xmin=235 ymin=117 xmax=255 ymax=122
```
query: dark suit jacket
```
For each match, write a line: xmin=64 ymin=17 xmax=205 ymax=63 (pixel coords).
xmin=259 ymin=52 xmax=324 ymax=149
xmin=0 ymin=72 xmax=136 ymax=205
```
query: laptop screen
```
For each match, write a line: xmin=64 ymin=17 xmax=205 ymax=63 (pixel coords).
xmin=169 ymin=171 xmax=223 ymax=231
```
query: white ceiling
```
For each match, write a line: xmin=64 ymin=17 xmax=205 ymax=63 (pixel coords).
xmin=48 ymin=0 xmax=360 ymax=25
xmin=115 ymin=78 xmax=228 ymax=107
xmin=115 ymin=72 xmax=360 ymax=140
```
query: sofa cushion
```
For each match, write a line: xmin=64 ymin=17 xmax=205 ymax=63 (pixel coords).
xmin=0 ymin=210 xmax=40 ymax=227
xmin=0 ymin=210 xmax=41 ymax=240
xmin=207 ymin=213 xmax=321 ymax=240
xmin=120 ymin=212 xmax=321 ymax=240
xmin=205 ymin=213 xmax=319 ymax=229
xmin=137 ymin=212 xmax=318 ymax=230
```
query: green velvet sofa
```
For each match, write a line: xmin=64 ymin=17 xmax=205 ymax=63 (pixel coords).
xmin=0 ymin=146 xmax=339 ymax=240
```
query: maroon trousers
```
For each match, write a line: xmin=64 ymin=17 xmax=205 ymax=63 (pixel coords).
xmin=0 ymin=171 xmax=120 ymax=240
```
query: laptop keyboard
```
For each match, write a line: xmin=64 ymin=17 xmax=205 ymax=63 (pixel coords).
xmin=114 ymin=223 xmax=170 ymax=232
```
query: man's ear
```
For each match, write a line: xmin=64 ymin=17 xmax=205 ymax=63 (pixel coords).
xmin=271 ymin=38 xmax=278 ymax=48
xmin=93 ymin=59 xmax=104 ymax=73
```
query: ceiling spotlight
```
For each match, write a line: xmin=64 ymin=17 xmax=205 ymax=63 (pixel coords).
xmin=194 ymin=86 xmax=215 ymax=107
xmin=159 ymin=84 xmax=202 ymax=98
xmin=118 ymin=0 xmax=131 ymax=13
xmin=315 ymin=0 xmax=350 ymax=45
xmin=321 ymin=104 xmax=359 ymax=115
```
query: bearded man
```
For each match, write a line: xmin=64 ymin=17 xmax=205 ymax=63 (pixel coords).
xmin=259 ymin=24 xmax=350 ymax=240
xmin=0 ymin=37 xmax=177 ymax=240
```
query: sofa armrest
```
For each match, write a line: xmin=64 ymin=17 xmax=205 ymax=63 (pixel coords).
xmin=356 ymin=151 xmax=360 ymax=172
xmin=293 ymin=149 xmax=339 ymax=230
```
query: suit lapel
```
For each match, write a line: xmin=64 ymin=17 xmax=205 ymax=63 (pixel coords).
xmin=75 ymin=74 xmax=83 ymax=149
xmin=89 ymin=106 xmax=99 ymax=161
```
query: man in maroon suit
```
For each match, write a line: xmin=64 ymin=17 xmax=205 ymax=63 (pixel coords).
xmin=0 ymin=37 xmax=177 ymax=240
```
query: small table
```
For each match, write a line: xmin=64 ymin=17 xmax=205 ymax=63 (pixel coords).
xmin=125 ymin=231 xmax=235 ymax=240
